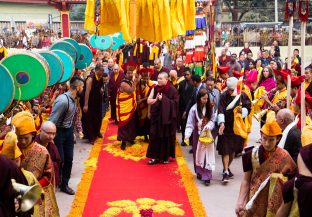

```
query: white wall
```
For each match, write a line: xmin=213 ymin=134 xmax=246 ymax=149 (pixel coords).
xmin=0 ymin=2 xmax=60 ymax=23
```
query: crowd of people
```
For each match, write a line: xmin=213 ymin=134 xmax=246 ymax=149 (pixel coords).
xmin=0 ymin=28 xmax=89 ymax=50
xmin=1 ymin=35 xmax=312 ymax=217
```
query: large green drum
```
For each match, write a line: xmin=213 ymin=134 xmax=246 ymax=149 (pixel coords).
xmin=52 ymin=50 xmax=75 ymax=83
xmin=50 ymin=41 xmax=78 ymax=62
xmin=63 ymin=38 xmax=81 ymax=61
xmin=0 ymin=64 xmax=14 ymax=113
xmin=38 ymin=51 xmax=64 ymax=86
xmin=75 ymin=44 xmax=93 ymax=69
xmin=1 ymin=52 xmax=49 ymax=101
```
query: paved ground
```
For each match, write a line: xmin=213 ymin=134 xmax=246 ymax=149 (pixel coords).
xmin=56 ymin=118 xmax=261 ymax=217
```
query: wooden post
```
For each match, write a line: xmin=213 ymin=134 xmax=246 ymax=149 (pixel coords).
xmin=301 ymin=21 xmax=306 ymax=130
xmin=286 ymin=16 xmax=293 ymax=109
xmin=61 ymin=11 xmax=70 ymax=38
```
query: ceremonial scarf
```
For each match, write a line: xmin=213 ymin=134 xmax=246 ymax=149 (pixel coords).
xmin=259 ymin=77 xmax=276 ymax=92
xmin=155 ymin=81 xmax=171 ymax=94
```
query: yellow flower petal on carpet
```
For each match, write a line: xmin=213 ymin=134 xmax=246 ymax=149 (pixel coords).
xmin=168 ymin=207 xmax=185 ymax=216
xmin=132 ymin=214 xmax=141 ymax=217
xmin=152 ymin=204 xmax=167 ymax=213
xmin=84 ymin=157 xmax=98 ymax=168
xmin=156 ymin=200 xmax=178 ymax=208
xmin=103 ymin=138 xmax=148 ymax=161
xmin=139 ymin=204 xmax=152 ymax=210
xmin=107 ymin=135 xmax=117 ymax=140
xmin=100 ymin=207 xmax=122 ymax=217
xmin=136 ymin=198 xmax=156 ymax=205
xmin=123 ymin=205 xmax=139 ymax=214
xmin=107 ymin=200 xmax=136 ymax=208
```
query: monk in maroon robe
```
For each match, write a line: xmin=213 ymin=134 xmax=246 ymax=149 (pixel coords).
xmin=81 ymin=64 xmax=104 ymax=144
xmin=108 ymin=64 xmax=125 ymax=123
xmin=36 ymin=121 xmax=62 ymax=186
xmin=151 ymin=58 xmax=170 ymax=81
xmin=146 ymin=72 xmax=179 ymax=164
xmin=174 ymin=57 xmax=185 ymax=78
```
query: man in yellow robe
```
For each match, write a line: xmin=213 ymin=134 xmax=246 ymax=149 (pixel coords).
xmin=117 ymin=61 xmax=140 ymax=150
xmin=11 ymin=111 xmax=59 ymax=217
xmin=262 ymin=70 xmax=289 ymax=123
xmin=304 ymin=67 xmax=312 ymax=91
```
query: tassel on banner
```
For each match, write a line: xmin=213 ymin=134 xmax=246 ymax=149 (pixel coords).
xmin=285 ymin=0 xmax=296 ymax=21
xmin=298 ymin=0 xmax=309 ymax=22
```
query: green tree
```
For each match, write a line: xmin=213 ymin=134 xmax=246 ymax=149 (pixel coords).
xmin=70 ymin=4 xmax=86 ymax=21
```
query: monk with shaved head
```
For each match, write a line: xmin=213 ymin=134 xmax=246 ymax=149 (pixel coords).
xmin=36 ymin=121 xmax=61 ymax=186
xmin=146 ymin=72 xmax=179 ymax=164
xmin=276 ymin=109 xmax=302 ymax=162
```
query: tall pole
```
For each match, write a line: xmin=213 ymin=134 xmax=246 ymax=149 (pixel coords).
xmin=286 ymin=16 xmax=293 ymax=109
xmin=275 ymin=0 xmax=278 ymax=23
xmin=300 ymin=21 xmax=306 ymax=130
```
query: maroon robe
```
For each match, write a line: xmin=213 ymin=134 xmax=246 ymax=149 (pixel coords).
xmin=146 ymin=83 xmax=179 ymax=161
xmin=35 ymin=136 xmax=62 ymax=186
xmin=218 ymin=55 xmax=232 ymax=67
xmin=0 ymin=154 xmax=31 ymax=217
xmin=81 ymin=75 xmax=104 ymax=141
xmin=151 ymin=66 xmax=170 ymax=81
xmin=108 ymin=72 xmax=125 ymax=121
xmin=174 ymin=66 xmax=185 ymax=78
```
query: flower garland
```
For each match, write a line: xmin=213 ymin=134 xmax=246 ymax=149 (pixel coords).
xmin=103 ymin=136 xmax=149 ymax=161
xmin=101 ymin=198 xmax=185 ymax=217
xmin=67 ymin=117 xmax=109 ymax=217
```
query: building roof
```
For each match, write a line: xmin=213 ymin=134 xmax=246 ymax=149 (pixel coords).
xmin=0 ymin=0 xmax=86 ymax=3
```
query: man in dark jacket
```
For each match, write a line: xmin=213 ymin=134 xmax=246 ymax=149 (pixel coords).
xmin=276 ymin=109 xmax=302 ymax=163
xmin=178 ymin=68 xmax=194 ymax=146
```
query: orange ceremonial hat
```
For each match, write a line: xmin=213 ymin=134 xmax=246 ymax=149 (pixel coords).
xmin=260 ymin=120 xmax=282 ymax=137
xmin=1 ymin=132 xmax=22 ymax=160
xmin=122 ymin=61 xmax=138 ymax=72
xmin=217 ymin=66 xmax=230 ymax=75
xmin=11 ymin=111 xmax=37 ymax=136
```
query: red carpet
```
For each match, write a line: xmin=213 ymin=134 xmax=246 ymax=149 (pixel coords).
xmin=72 ymin=121 xmax=206 ymax=217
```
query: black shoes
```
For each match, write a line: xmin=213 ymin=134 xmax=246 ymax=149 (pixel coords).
xmin=60 ymin=186 xmax=75 ymax=195
xmin=181 ymin=141 xmax=187 ymax=146
xmin=222 ymin=172 xmax=229 ymax=184
xmin=148 ymin=159 xmax=160 ymax=165
xmin=228 ymin=169 xmax=234 ymax=179
xmin=120 ymin=142 xmax=126 ymax=150
xmin=204 ymin=180 xmax=210 ymax=186
xmin=189 ymin=148 xmax=193 ymax=154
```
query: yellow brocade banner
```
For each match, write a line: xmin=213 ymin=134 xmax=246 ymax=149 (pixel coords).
xmin=233 ymin=106 xmax=248 ymax=139
xmin=85 ymin=0 xmax=196 ymax=42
